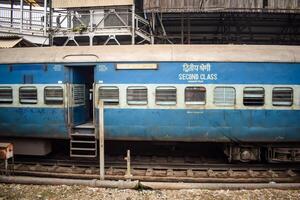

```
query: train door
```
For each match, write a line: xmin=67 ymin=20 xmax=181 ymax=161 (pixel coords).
xmin=65 ymin=66 xmax=94 ymax=128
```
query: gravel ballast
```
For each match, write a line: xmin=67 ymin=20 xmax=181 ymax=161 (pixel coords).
xmin=1 ymin=184 xmax=300 ymax=200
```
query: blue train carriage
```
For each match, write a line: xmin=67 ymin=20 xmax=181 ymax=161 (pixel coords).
xmin=0 ymin=60 xmax=91 ymax=155
xmin=0 ymin=45 xmax=300 ymax=162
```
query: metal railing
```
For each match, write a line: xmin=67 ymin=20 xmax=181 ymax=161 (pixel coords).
xmin=52 ymin=9 xmax=133 ymax=35
xmin=0 ymin=6 xmax=48 ymax=36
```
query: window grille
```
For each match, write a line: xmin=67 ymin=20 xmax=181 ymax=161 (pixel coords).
xmin=243 ymin=87 xmax=264 ymax=106
xmin=156 ymin=87 xmax=177 ymax=105
xmin=73 ymin=85 xmax=85 ymax=105
xmin=272 ymin=87 xmax=293 ymax=106
xmin=99 ymin=86 xmax=119 ymax=105
xmin=185 ymin=87 xmax=206 ymax=105
xmin=0 ymin=87 xmax=13 ymax=104
xmin=127 ymin=86 xmax=147 ymax=105
xmin=19 ymin=86 xmax=37 ymax=104
xmin=214 ymin=87 xmax=235 ymax=106
xmin=44 ymin=86 xmax=63 ymax=105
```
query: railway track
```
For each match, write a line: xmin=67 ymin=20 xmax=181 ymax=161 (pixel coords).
xmin=1 ymin=156 xmax=300 ymax=184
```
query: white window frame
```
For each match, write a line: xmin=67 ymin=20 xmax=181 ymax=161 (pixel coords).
xmin=243 ymin=87 xmax=265 ymax=106
xmin=155 ymin=86 xmax=177 ymax=105
xmin=185 ymin=86 xmax=206 ymax=105
xmin=99 ymin=86 xmax=119 ymax=105
xmin=272 ymin=87 xmax=293 ymax=106
xmin=127 ymin=86 xmax=148 ymax=105
xmin=19 ymin=86 xmax=38 ymax=104
xmin=44 ymin=86 xmax=64 ymax=105
xmin=213 ymin=87 xmax=236 ymax=106
xmin=0 ymin=86 xmax=13 ymax=104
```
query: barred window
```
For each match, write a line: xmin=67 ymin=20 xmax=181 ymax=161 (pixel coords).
xmin=156 ymin=87 xmax=177 ymax=105
xmin=0 ymin=87 xmax=13 ymax=104
xmin=127 ymin=86 xmax=147 ymax=105
xmin=213 ymin=87 xmax=235 ymax=106
xmin=99 ymin=86 xmax=119 ymax=105
xmin=44 ymin=86 xmax=63 ymax=105
xmin=272 ymin=87 xmax=293 ymax=106
xmin=185 ymin=87 xmax=206 ymax=105
xmin=243 ymin=87 xmax=264 ymax=106
xmin=73 ymin=85 xmax=85 ymax=105
xmin=19 ymin=86 xmax=37 ymax=104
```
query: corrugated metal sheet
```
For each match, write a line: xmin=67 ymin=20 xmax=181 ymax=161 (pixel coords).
xmin=53 ymin=0 xmax=133 ymax=8
xmin=143 ymin=0 xmax=300 ymax=12
xmin=0 ymin=38 xmax=23 ymax=48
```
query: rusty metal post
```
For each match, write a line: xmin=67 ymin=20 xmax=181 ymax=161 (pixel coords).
xmin=124 ymin=150 xmax=132 ymax=179
xmin=98 ymin=100 xmax=105 ymax=180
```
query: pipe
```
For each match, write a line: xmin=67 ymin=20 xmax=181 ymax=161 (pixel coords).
xmin=0 ymin=176 xmax=138 ymax=189
xmin=1 ymin=176 xmax=300 ymax=190
xmin=140 ymin=182 xmax=300 ymax=190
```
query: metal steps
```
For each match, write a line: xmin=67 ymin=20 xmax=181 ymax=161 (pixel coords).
xmin=70 ymin=123 xmax=97 ymax=158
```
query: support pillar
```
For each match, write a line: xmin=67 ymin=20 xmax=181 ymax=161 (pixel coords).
xmin=43 ymin=0 xmax=47 ymax=36
xmin=20 ymin=0 xmax=23 ymax=32
xmin=131 ymin=5 xmax=135 ymax=45
xmin=29 ymin=4 xmax=32 ymax=29
xmin=10 ymin=0 xmax=13 ymax=28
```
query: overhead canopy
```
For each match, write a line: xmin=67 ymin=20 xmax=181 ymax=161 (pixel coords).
xmin=52 ymin=0 xmax=134 ymax=8
xmin=143 ymin=0 xmax=300 ymax=13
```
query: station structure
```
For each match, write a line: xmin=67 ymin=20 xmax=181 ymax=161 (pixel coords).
xmin=0 ymin=0 xmax=299 ymax=46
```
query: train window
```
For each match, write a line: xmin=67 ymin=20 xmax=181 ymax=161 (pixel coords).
xmin=272 ymin=87 xmax=293 ymax=106
xmin=185 ymin=87 xmax=206 ymax=105
xmin=156 ymin=86 xmax=177 ymax=105
xmin=127 ymin=86 xmax=147 ymax=105
xmin=73 ymin=85 xmax=85 ymax=105
xmin=243 ymin=87 xmax=264 ymax=106
xmin=19 ymin=86 xmax=38 ymax=104
xmin=44 ymin=86 xmax=63 ymax=105
xmin=213 ymin=87 xmax=235 ymax=106
xmin=99 ymin=86 xmax=119 ymax=105
xmin=0 ymin=86 xmax=13 ymax=104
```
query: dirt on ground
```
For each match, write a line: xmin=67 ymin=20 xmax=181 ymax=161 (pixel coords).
xmin=0 ymin=184 xmax=300 ymax=200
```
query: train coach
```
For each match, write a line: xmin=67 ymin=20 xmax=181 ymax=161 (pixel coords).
xmin=0 ymin=45 xmax=299 ymax=162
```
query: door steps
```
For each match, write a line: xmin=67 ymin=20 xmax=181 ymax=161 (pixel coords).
xmin=70 ymin=123 xmax=97 ymax=158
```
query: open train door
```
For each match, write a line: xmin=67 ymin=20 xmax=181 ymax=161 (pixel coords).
xmin=65 ymin=65 xmax=97 ymax=158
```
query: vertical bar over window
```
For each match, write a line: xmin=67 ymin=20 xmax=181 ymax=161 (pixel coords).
xmin=19 ymin=86 xmax=38 ymax=104
xmin=214 ymin=87 xmax=235 ymax=106
xmin=156 ymin=86 xmax=177 ymax=105
xmin=185 ymin=87 xmax=206 ymax=105
xmin=127 ymin=86 xmax=147 ymax=105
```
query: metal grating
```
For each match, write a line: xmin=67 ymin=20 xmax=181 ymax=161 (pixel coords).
xmin=185 ymin=87 xmax=206 ymax=105
xmin=44 ymin=86 xmax=64 ymax=105
xmin=73 ymin=85 xmax=85 ymax=105
xmin=272 ymin=87 xmax=293 ymax=106
xmin=0 ymin=86 xmax=13 ymax=104
xmin=214 ymin=87 xmax=236 ymax=106
xmin=243 ymin=87 xmax=265 ymax=106
xmin=99 ymin=86 xmax=119 ymax=105
xmin=156 ymin=86 xmax=177 ymax=105
xmin=19 ymin=86 xmax=37 ymax=104
xmin=127 ymin=86 xmax=148 ymax=105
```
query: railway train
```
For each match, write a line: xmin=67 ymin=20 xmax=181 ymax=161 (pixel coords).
xmin=0 ymin=45 xmax=299 ymax=162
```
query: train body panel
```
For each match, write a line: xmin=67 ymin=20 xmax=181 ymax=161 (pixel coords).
xmin=102 ymin=109 xmax=300 ymax=142
xmin=0 ymin=45 xmax=299 ymax=146
xmin=0 ymin=107 xmax=67 ymax=138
